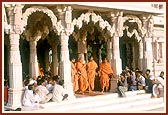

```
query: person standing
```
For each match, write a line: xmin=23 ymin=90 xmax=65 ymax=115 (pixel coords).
xmin=70 ymin=58 xmax=79 ymax=93
xmin=98 ymin=58 xmax=114 ymax=93
xmin=86 ymin=56 xmax=98 ymax=93
xmin=76 ymin=57 xmax=88 ymax=94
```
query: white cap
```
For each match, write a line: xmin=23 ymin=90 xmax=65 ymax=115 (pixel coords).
xmin=29 ymin=79 xmax=35 ymax=85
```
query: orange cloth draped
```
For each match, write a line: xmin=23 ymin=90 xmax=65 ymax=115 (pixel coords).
xmin=71 ymin=62 xmax=79 ymax=92
xmin=87 ymin=60 xmax=98 ymax=92
xmin=76 ymin=62 xmax=88 ymax=93
xmin=98 ymin=62 xmax=113 ymax=91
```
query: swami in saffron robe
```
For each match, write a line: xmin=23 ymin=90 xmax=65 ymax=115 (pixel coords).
xmin=71 ymin=62 xmax=79 ymax=92
xmin=98 ymin=61 xmax=113 ymax=92
xmin=87 ymin=60 xmax=98 ymax=92
xmin=76 ymin=62 xmax=88 ymax=93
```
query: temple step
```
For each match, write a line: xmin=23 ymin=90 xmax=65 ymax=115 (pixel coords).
xmin=21 ymin=90 xmax=164 ymax=112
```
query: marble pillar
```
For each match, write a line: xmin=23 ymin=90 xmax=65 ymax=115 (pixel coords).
xmin=60 ymin=33 xmax=75 ymax=99
xmin=112 ymin=35 xmax=122 ymax=77
xmin=7 ymin=6 xmax=23 ymax=108
xmin=52 ymin=45 xmax=58 ymax=76
xmin=29 ymin=40 xmax=38 ymax=77
xmin=106 ymin=39 xmax=112 ymax=65
xmin=138 ymin=40 xmax=143 ymax=71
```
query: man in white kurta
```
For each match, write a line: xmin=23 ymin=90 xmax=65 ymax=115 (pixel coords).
xmin=52 ymin=80 xmax=68 ymax=103
xmin=35 ymin=79 xmax=53 ymax=104
xmin=22 ymin=84 xmax=41 ymax=107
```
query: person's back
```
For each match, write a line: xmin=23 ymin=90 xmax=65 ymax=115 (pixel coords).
xmin=52 ymin=80 xmax=68 ymax=103
xmin=35 ymin=79 xmax=52 ymax=104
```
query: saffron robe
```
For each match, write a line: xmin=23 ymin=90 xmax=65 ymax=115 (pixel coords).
xmin=71 ymin=62 xmax=79 ymax=92
xmin=87 ymin=60 xmax=98 ymax=91
xmin=76 ymin=62 xmax=88 ymax=92
xmin=98 ymin=62 xmax=113 ymax=91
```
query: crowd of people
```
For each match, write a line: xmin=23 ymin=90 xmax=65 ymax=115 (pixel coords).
xmin=21 ymin=56 xmax=165 ymax=107
xmin=116 ymin=67 xmax=165 ymax=98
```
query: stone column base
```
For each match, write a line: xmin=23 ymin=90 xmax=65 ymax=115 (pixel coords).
xmin=109 ymin=78 xmax=117 ymax=93
xmin=7 ymin=88 xmax=24 ymax=109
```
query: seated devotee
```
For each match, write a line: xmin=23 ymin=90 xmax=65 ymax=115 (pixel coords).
xmin=52 ymin=76 xmax=68 ymax=103
xmin=46 ymin=78 xmax=54 ymax=93
xmin=152 ymin=71 xmax=165 ymax=98
xmin=126 ymin=70 xmax=137 ymax=91
xmin=22 ymin=84 xmax=41 ymax=107
xmin=98 ymin=57 xmax=114 ymax=93
xmin=136 ymin=70 xmax=146 ymax=90
xmin=35 ymin=78 xmax=53 ymax=104
xmin=116 ymin=73 xmax=128 ymax=97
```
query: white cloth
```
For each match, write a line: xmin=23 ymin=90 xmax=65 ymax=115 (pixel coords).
xmin=22 ymin=90 xmax=40 ymax=107
xmin=156 ymin=76 xmax=165 ymax=86
xmin=52 ymin=84 xmax=66 ymax=103
xmin=35 ymin=85 xmax=49 ymax=100
xmin=46 ymin=84 xmax=54 ymax=93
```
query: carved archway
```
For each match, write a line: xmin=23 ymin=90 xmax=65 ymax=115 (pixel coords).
xmin=22 ymin=6 xmax=63 ymax=35
xmin=123 ymin=15 xmax=143 ymax=42
xmin=72 ymin=12 xmax=114 ymax=37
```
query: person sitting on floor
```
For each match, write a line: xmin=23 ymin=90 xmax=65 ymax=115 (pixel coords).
xmin=136 ymin=70 xmax=146 ymax=90
xmin=152 ymin=71 xmax=165 ymax=98
xmin=52 ymin=76 xmax=68 ymax=103
xmin=22 ymin=84 xmax=41 ymax=107
xmin=35 ymin=78 xmax=53 ymax=104
xmin=116 ymin=73 xmax=128 ymax=97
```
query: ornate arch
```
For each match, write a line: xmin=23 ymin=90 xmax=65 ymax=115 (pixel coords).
xmin=22 ymin=6 xmax=63 ymax=35
xmin=72 ymin=12 xmax=114 ymax=37
xmin=123 ymin=15 xmax=143 ymax=32
xmin=123 ymin=15 xmax=144 ymax=42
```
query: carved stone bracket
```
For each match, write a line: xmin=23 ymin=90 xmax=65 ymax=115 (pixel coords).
xmin=72 ymin=12 xmax=114 ymax=37
xmin=123 ymin=26 xmax=141 ymax=42
xmin=22 ymin=6 xmax=63 ymax=35
xmin=123 ymin=15 xmax=146 ymax=37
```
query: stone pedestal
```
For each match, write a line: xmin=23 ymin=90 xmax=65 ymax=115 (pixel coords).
xmin=109 ymin=78 xmax=117 ymax=93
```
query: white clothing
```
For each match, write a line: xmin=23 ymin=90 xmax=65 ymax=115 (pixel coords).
xmin=156 ymin=76 xmax=164 ymax=87
xmin=35 ymin=85 xmax=49 ymax=100
xmin=52 ymin=84 xmax=66 ymax=103
xmin=22 ymin=90 xmax=40 ymax=107
xmin=46 ymin=84 xmax=54 ymax=93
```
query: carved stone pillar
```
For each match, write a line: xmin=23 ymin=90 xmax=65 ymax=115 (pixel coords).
xmin=78 ymin=40 xmax=87 ymax=60
xmin=143 ymin=15 xmax=154 ymax=72
xmin=109 ymin=11 xmax=123 ymax=93
xmin=29 ymin=40 xmax=38 ymax=77
xmin=52 ymin=44 xmax=59 ymax=75
xmin=45 ymin=48 xmax=50 ymax=71
xmin=106 ymin=39 xmax=112 ymax=65
xmin=7 ymin=4 xmax=23 ymax=109
xmin=59 ymin=33 xmax=75 ymax=99
xmin=110 ymin=11 xmax=122 ymax=77
xmin=138 ymin=40 xmax=143 ymax=70
xmin=58 ymin=6 xmax=75 ymax=99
